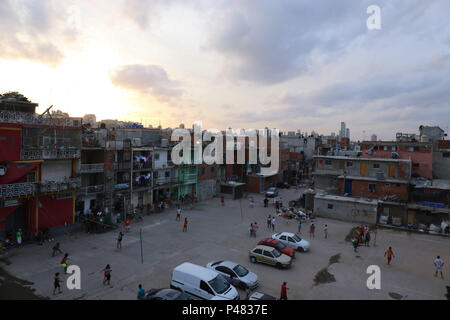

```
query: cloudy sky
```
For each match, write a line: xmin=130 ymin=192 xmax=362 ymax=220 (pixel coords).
xmin=1 ymin=0 xmax=449 ymax=140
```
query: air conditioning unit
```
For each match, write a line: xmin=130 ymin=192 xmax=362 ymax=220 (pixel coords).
xmin=0 ymin=166 xmax=6 ymax=176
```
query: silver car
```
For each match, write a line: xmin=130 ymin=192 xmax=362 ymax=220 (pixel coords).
xmin=265 ymin=187 xmax=278 ymax=198
xmin=206 ymin=260 xmax=259 ymax=290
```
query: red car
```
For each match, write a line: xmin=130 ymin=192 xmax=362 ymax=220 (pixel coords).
xmin=257 ymin=238 xmax=295 ymax=258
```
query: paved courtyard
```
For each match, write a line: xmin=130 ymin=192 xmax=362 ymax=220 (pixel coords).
xmin=1 ymin=188 xmax=449 ymax=300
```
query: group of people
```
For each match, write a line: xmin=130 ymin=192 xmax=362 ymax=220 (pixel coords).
xmin=266 ymin=215 xmax=277 ymax=231
xmin=249 ymin=222 xmax=259 ymax=237
xmin=351 ymin=224 xmax=371 ymax=251
xmin=273 ymin=197 xmax=283 ymax=211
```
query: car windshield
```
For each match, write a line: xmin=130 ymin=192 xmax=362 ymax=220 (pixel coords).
xmin=208 ymin=274 xmax=230 ymax=294
xmin=268 ymin=187 xmax=276 ymax=191
xmin=233 ymin=265 xmax=249 ymax=277
xmin=272 ymin=249 xmax=281 ymax=258
xmin=292 ymin=234 xmax=301 ymax=242
xmin=276 ymin=242 xmax=286 ymax=249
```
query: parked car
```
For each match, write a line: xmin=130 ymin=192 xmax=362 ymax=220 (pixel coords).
xmin=249 ymin=245 xmax=292 ymax=269
xmin=272 ymin=232 xmax=310 ymax=252
xmin=257 ymin=238 xmax=295 ymax=258
xmin=248 ymin=292 xmax=277 ymax=300
xmin=170 ymin=262 xmax=240 ymax=300
xmin=206 ymin=260 xmax=258 ymax=290
xmin=265 ymin=187 xmax=278 ymax=198
xmin=277 ymin=182 xmax=290 ymax=189
xmin=143 ymin=288 xmax=193 ymax=300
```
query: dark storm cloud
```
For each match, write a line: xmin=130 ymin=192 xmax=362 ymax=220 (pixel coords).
xmin=110 ymin=64 xmax=183 ymax=102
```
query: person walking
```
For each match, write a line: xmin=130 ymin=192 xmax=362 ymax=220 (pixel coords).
xmin=124 ymin=218 xmax=131 ymax=232
xmin=280 ymin=282 xmax=288 ymax=300
xmin=52 ymin=242 xmax=63 ymax=256
xmin=434 ymin=256 xmax=444 ymax=278
xmin=249 ymin=223 xmax=254 ymax=237
xmin=264 ymin=198 xmax=268 ymax=207
xmin=221 ymin=196 xmax=224 ymax=206
xmin=275 ymin=199 xmax=279 ymax=212
xmin=249 ymin=197 xmax=254 ymax=208
xmin=117 ymin=232 xmax=123 ymax=249
xmin=279 ymin=197 xmax=283 ymax=208
xmin=53 ymin=272 xmax=62 ymax=295
xmin=384 ymin=247 xmax=395 ymax=265
xmin=253 ymin=222 xmax=259 ymax=237
xmin=183 ymin=218 xmax=188 ymax=232
xmin=309 ymin=224 xmax=315 ymax=239
xmin=324 ymin=224 xmax=328 ymax=239
xmin=364 ymin=231 xmax=371 ymax=246
xmin=60 ymin=253 xmax=69 ymax=274
xmin=137 ymin=284 xmax=146 ymax=300
xmin=267 ymin=215 xmax=272 ymax=229
xmin=271 ymin=217 xmax=276 ymax=231
xmin=176 ymin=206 xmax=182 ymax=221
xmin=103 ymin=264 xmax=112 ymax=286
xmin=297 ymin=221 xmax=302 ymax=235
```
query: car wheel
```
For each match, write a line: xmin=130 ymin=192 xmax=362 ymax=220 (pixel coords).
xmin=276 ymin=262 xmax=282 ymax=269
xmin=250 ymin=256 xmax=257 ymax=263
xmin=298 ymin=247 xmax=305 ymax=252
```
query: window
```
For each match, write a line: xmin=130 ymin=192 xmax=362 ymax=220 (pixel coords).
xmin=233 ymin=265 xmax=249 ymax=277
xmin=373 ymin=163 xmax=380 ymax=169
xmin=263 ymin=251 xmax=274 ymax=258
xmin=413 ymin=163 xmax=420 ymax=167
xmin=154 ymin=153 xmax=160 ymax=160
xmin=288 ymin=237 xmax=295 ymax=243
xmin=200 ymin=168 xmax=205 ymax=175
xmin=210 ymin=167 xmax=215 ymax=173
xmin=0 ymin=136 xmax=6 ymax=141
xmin=200 ymin=281 xmax=214 ymax=295
xmin=406 ymin=147 xmax=414 ymax=152
xmin=253 ymin=249 xmax=262 ymax=255
xmin=208 ymin=275 xmax=230 ymax=294
xmin=9 ymin=136 xmax=14 ymax=148
xmin=325 ymin=160 xmax=332 ymax=165
xmin=165 ymin=171 xmax=170 ymax=177
xmin=369 ymin=183 xmax=377 ymax=192
xmin=216 ymin=266 xmax=233 ymax=277
xmin=346 ymin=162 xmax=353 ymax=167
xmin=443 ymin=152 xmax=450 ymax=158
xmin=328 ymin=204 xmax=333 ymax=209
xmin=280 ymin=236 xmax=287 ymax=241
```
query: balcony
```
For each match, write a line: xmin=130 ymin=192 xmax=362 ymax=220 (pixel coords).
xmin=0 ymin=182 xmax=35 ymax=199
xmin=81 ymin=133 xmax=105 ymax=148
xmin=37 ymin=178 xmax=81 ymax=194
xmin=154 ymin=176 xmax=178 ymax=187
xmin=21 ymin=149 xmax=81 ymax=160
xmin=133 ymin=162 xmax=152 ymax=171
xmin=80 ymin=163 xmax=105 ymax=173
xmin=77 ymin=184 xmax=105 ymax=196
xmin=132 ymin=181 xmax=152 ymax=191
xmin=113 ymin=162 xmax=131 ymax=171
xmin=0 ymin=110 xmax=81 ymax=127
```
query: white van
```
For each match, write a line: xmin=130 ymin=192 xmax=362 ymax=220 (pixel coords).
xmin=170 ymin=262 xmax=240 ymax=300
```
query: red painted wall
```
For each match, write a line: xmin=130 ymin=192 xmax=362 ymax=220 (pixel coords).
xmin=338 ymin=178 xmax=409 ymax=201
xmin=37 ymin=195 xmax=74 ymax=230
xmin=0 ymin=128 xmax=21 ymax=161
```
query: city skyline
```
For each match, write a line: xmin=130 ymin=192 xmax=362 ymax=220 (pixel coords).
xmin=1 ymin=1 xmax=449 ymax=141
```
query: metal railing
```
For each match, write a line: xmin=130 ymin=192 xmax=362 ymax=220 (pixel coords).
xmin=0 ymin=182 xmax=35 ymax=199
xmin=21 ymin=149 xmax=81 ymax=160
xmin=113 ymin=162 xmax=131 ymax=170
xmin=80 ymin=163 xmax=104 ymax=173
xmin=77 ymin=184 xmax=105 ymax=195
xmin=37 ymin=178 xmax=80 ymax=194
xmin=0 ymin=110 xmax=81 ymax=127
xmin=133 ymin=162 xmax=152 ymax=170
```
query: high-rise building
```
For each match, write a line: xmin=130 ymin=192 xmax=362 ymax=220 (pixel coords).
xmin=339 ymin=122 xmax=346 ymax=140
xmin=346 ymin=128 xmax=350 ymax=140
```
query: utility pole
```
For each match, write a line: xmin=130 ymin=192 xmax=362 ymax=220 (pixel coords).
xmin=140 ymin=228 xmax=144 ymax=264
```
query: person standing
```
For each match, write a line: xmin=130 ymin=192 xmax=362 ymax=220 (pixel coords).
xmin=60 ymin=253 xmax=69 ymax=273
xmin=221 ymin=196 xmax=224 ymax=206
xmin=249 ymin=223 xmax=254 ymax=237
xmin=309 ymin=224 xmax=315 ymax=239
xmin=117 ymin=232 xmax=123 ymax=249
xmin=364 ymin=231 xmax=371 ymax=246
xmin=275 ymin=199 xmax=279 ymax=212
xmin=253 ymin=222 xmax=259 ymax=237
xmin=434 ymin=256 xmax=444 ymax=278
xmin=324 ymin=225 xmax=328 ymax=239
xmin=249 ymin=197 xmax=254 ymax=208
xmin=183 ymin=218 xmax=188 ymax=232
xmin=280 ymin=282 xmax=288 ymax=300
xmin=298 ymin=221 xmax=302 ymax=235
xmin=352 ymin=236 xmax=359 ymax=252
xmin=267 ymin=215 xmax=272 ymax=229
xmin=53 ymin=272 xmax=62 ymax=295
xmin=271 ymin=217 xmax=276 ymax=231
xmin=16 ymin=229 xmax=22 ymax=246
xmin=52 ymin=242 xmax=63 ymax=256
xmin=176 ymin=206 xmax=182 ymax=221
xmin=103 ymin=264 xmax=112 ymax=286
xmin=384 ymin=247 xmax=395 ymax=265
xmin=137 ymin=284 xmax=146 ymax=300
xmin=279 ymin=197 xmax=283 ymax=208
xmin=264 ymin=198 xmax=268 ymax=207
xmin=124 ymin=218 xmax=131 ymax=232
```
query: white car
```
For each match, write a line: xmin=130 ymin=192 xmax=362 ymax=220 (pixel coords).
xmin=206 ymin=260 xmax=259 ymax=290
xmin=272 ymin=232 xmax=310 ymax=252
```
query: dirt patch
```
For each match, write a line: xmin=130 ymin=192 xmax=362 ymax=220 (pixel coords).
xmin=313 ymin=268 xmax=336 ymax=286
xmin=0 ymin=266 xmax=48 ymax=300
xmin=328 ymin=254 xmax=341 ymax=266
xmin=388 ymin=292 xmax=403 ymax=300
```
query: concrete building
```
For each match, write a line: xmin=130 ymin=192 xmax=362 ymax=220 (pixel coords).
xmin=0 ymin=92 xmax=82 ymax=240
